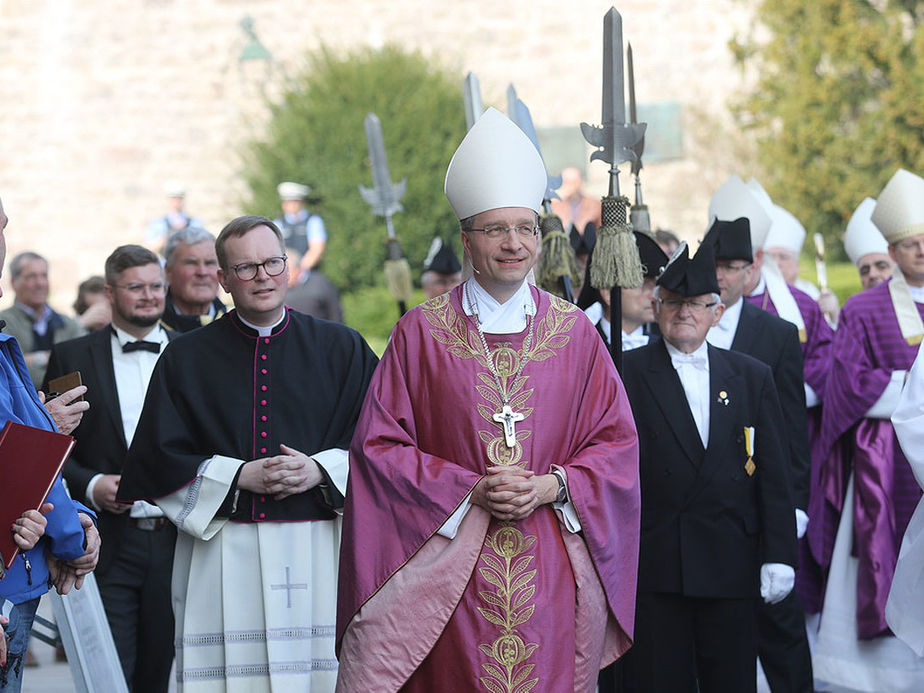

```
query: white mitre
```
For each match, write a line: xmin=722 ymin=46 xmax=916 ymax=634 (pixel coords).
xmin=708 ymin=174 xmax=772 ymax=252
xmin=766 ymin=205 xmax=806 ymax=254
xmin=444 ymin=107 xmax=546 ymax=219
xmin=845 ymin=197 xmax=888 ymax=265
xmin=711 ymin=176 xmax=805 ymax=336
xmin=872 ymin=169 xmax=924 ymax=244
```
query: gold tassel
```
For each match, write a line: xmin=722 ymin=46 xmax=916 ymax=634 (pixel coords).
xmin=384 ymin=258 xmax=413 ymax=303
xmin=537 ymin=214 xmax=581 ymax=298
xmin=591 ymin=195 xmax=643 ymax=291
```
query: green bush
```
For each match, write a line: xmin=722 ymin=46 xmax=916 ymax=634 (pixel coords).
xmin=799 ymin=257 xmax=861 ymax=305
xmin=243 ymin=44 xmax=467 ymax=294
xmin=341 ymin=283 xmax=430 ymax=355
xmin=732 ymin=1 xmax=924 ymax=259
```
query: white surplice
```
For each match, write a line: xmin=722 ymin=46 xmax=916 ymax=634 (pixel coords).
xmin=157 ymin=449 xmax=347 ymax=692
xmin=887 ymin=345 xmax=924 ymax=656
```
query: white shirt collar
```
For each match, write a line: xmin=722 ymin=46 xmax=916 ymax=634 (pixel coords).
xmin=749 ymin=274 xmax=767 ymax=297
xmin=239 ymin=311 xmax=286 ymax=337
xmin=462 ymin=278 xmax=536 ymax=334
xmin=664 ymin=338 xmax=710 ymax=371
xmin=707 ymin=296 xmax=743 ymax=349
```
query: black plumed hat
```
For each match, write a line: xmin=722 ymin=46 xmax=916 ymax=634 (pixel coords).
xmin=701 ymin=217 xmax=753 ymax=263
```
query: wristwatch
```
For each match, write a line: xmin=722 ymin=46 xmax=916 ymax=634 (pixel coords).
xmin=552 ymin=469 xmax=567 ymax=504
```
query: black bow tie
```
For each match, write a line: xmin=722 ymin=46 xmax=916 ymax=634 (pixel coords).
xmin=122 ymin=341 xmax=161 ymax=354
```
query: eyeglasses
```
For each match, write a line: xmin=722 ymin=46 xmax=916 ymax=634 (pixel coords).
xmin=466 ymin=224 xmax=539 ymax=240
xmin=114 ymin=282 xmax=166 ymax=295
xmin=657 ymin=297 xmax=718 ymax=314
xmin=229 ymin=256 xmax=287 ymax=281
xmin=715 ymin=262 xmax=751 ymax=274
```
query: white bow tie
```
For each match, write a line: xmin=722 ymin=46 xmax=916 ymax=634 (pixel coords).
xmin=671 ymin=353 xmax=708 ymax=371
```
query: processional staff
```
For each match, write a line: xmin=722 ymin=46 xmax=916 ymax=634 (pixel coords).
xmin=506 ymin=85 xmax=579 ymax=302
xmin=580 ymin=6 xmax=647 ymax=372
xmin=358 ymin=112 xmax=411 ymax=317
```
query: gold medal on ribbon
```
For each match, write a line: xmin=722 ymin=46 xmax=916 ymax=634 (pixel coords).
xmin=744 ymin=426 xmax=755 ymax=476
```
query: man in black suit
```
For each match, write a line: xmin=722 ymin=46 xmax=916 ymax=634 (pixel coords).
xmin=703 ymin=217 xmax=814 ymax=692
xmin=621 ymin=242 xmax=798 ymax=693
xmin=44 ymin=245 xmax=176 ymax=693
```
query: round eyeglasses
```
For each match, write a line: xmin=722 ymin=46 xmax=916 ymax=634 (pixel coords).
xmin=229 ymin=256 xmax=287 ymax=281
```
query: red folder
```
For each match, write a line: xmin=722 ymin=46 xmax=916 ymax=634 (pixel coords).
xmin=0 ymin=420 xmax=76 ymax=569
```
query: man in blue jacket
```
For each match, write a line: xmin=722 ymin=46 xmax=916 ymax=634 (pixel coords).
xmin=0 ymin=196 xmax=99 ymax=692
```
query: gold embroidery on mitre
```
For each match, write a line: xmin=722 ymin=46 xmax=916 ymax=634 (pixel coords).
xmin=477 ymin=523 xmax=540 ymax=693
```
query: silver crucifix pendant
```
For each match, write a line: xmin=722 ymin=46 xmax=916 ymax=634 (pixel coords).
xmin=493 ymin=404 xmax=525 ymax=448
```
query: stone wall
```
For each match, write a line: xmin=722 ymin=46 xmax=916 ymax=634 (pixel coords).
xmin=0 ymin=0 xmax=757 ymax=309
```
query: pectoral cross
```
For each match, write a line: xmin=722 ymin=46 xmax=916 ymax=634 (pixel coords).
xmin=493 ymin=405 xmax=525 ymax=448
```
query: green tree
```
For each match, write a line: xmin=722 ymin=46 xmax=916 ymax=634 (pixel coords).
xmin=243 ymin=44 xmax=467 ymax=292
xmin=732 ymin=1 xmax=924 ymax=254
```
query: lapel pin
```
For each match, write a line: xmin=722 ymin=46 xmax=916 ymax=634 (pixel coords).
xmin=718 ymin=390 xmax=729 ymax=406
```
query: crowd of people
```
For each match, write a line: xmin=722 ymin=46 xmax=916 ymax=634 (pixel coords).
xmin=0 ymin=107 xmax=923 ymax=693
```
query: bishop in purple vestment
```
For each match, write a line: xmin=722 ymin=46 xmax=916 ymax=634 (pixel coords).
xmin=335 ymin=109 xmax=640 ymax=693
xmin=814 ymin=169 xmax=924 ymax=646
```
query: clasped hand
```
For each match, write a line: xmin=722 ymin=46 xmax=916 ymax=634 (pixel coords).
xmin=237 ymin=445 xmax=323 ymax=500
xmin=472 ymin=466 xmax=557 ymax=522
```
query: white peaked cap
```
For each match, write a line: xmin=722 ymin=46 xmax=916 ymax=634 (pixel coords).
xmin=872 ymin=168 xmax=924 ymax=244
xmin=765 ymin=205 xmax=806 ymax=253
xmin=277 ymin=182 xmax=310 ymax=200
xmin=845 ymin=197 xmax=888 ymax=265
xmin=708 ymin=174 xmax=772 ymax=251
xmin=163 ymin=181 xmax=186 ymax=198
xmin=444 ymin=107 xmax=547 ymax=219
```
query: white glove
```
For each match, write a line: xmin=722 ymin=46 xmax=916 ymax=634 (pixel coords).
xmin=795 ymin=508 xmax=809 ymax=539
xmin=760 ymin=563 xmax=795 ymax=604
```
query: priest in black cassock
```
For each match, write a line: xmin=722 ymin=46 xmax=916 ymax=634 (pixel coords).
xmin=117 ymin=215 xmax=378 ymax=693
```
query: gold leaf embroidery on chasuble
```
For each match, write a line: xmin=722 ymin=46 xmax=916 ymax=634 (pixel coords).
xmin=421 ymin=293 xmax=578 ymax=693
xmin=477 ymin=525 xmax=540 ymax=693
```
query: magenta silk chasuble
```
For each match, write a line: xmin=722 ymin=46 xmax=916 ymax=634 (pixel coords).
xmin=336 ymin=285 xmax=640 ymax=693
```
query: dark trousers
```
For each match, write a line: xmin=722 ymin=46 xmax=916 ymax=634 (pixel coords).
xmin=619 ymin=592 xmax=758 ymax=693
xmin=96 ymin=521 xmax=176 ymax=693
xmin=757 ymin=590 xmax=814 ymax=692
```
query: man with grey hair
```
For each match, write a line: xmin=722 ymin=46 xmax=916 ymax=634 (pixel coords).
xmin=620 ymin=241 xmax=797 ymax=693
xmin=0 ymin=251 xmax=85 ymax=387
xmin=161 ymin=226 xmax=226 ymax=332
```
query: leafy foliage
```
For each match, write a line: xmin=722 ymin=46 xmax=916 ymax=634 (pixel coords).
xmin=243 ymin=45 xmax=467 ymax=291
xmin=732 ymin=1 xmax=924 ymax=256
